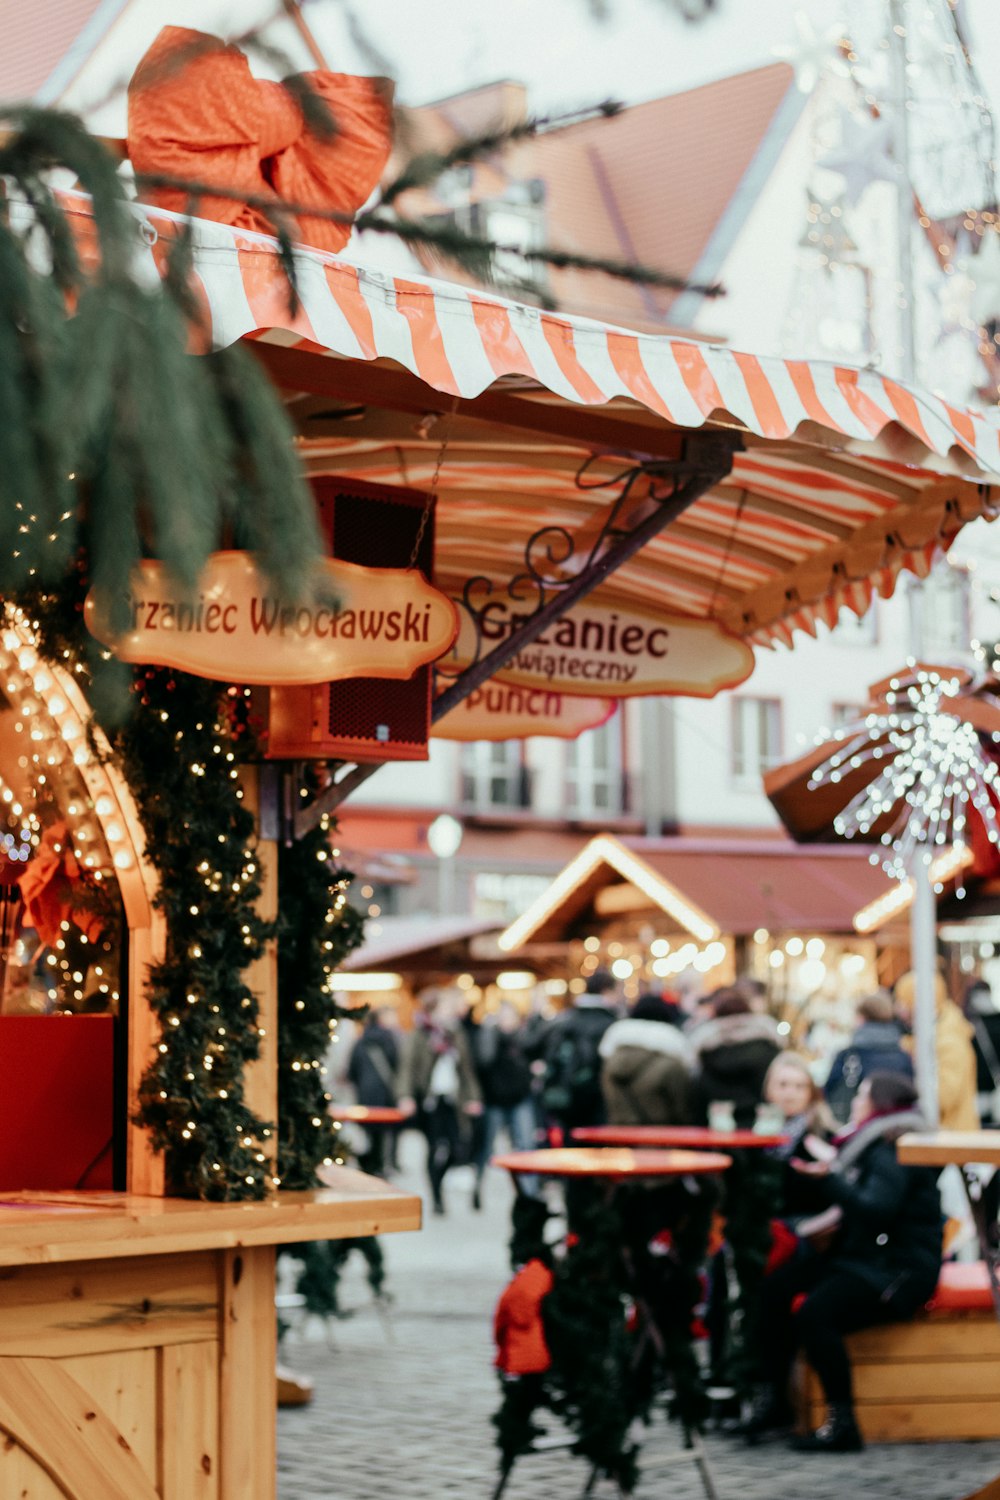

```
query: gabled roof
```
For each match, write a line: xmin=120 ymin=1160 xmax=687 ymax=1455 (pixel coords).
xmin=525 ymin=62 xmax=802 ymax=330
xmin=497 ymin=834 xmax=892 ymax=949
xmin=0 ymin=0 xmax=132 ymax=104
xmin=402 ymin=62 xmax=803 ymax=332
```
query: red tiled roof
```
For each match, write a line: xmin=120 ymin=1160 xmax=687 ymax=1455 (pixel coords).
xmin=634 ymin=839 xmax=889 ymax=936
xmin=505 ymin=834 xmax=891 ymax=945
xmin=402 ymin=63 xmax=798 ymax=333
xmin=0 ymin=0 xmax=127 ymax=103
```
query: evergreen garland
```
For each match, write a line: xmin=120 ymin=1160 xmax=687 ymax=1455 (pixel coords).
xmin=116 ymin=670 xmax=275 ymax=1200
xmin=276 ymin=817 xmax=364 ymax=1188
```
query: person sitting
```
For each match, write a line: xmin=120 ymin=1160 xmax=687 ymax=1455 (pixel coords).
xmin=823 ymin=991 xmax=912 ymax=1125
xmin=687 ymin=989 xmax=783 ymax=1129
xmin=599 ymin=991 xmax=694 ymax=1125
xmin=743 ymin=1071 xmax=941 ymax=1453
xmin=763 ymin=1052 xmax=835 ymax=1225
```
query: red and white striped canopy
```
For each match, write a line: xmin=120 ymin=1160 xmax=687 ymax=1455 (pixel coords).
xmin=82 ymin=196 xmax=1000 ymax=650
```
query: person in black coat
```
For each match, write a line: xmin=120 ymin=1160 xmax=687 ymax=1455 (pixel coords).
xmin=346 ymin=1008 xmax=400 ymax=1173
xmin=687 ymin=990 xmax=782 ymax=1129
xmin=540 ymin=970 xmax=618 ymax=1134
xmin=823 ymin=992 xmax=913 ymax=1124
xmin=744 ymin=1071 xmax=941 ymax=1453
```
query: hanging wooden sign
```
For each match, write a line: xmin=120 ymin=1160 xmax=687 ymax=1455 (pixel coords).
xmin=433 ymin=686 xmax=614 ymax=742
xmin=449 ymin=597 xmax=753 ymax=698
xmin=85 ymin=551 xmax=459 ymax=686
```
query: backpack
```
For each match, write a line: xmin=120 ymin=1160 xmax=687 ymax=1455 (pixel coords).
xmin=542 ymin=1020 xmax=602 ymax=1119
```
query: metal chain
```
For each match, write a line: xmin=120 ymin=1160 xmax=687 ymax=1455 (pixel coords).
xmin=407 ymin=399 xmax=458 ymax=570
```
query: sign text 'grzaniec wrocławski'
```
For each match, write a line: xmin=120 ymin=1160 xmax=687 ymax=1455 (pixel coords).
xmin=84 ymin=552 xmax=459 ymax=685
xmin=449 ymin=596 xmax=753 ymax=697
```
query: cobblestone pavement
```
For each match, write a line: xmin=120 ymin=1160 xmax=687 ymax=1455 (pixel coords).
xmin=278 ymin=1136 xmax=1000 ymax=1500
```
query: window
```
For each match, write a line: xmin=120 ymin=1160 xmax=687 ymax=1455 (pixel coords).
xmin=460 ymin=740 xmax=526 ymax=809
xmin=565 ymin=718 xmax=623 ymax=816
xmin=922 ymin=567 xmax=971 ymax=653
xmin=831 ymin=702 xmax=866 ymax=730
xmin=832 ymin=603 xmax=878 ymax=645
xmin=731 ymin=697 xmax=782 ymax=781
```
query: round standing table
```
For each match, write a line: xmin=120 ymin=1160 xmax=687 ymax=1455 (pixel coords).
xmin=331 ymin=1104 xmax=407 ymax=1126
xmin=572 ymin=1125 xmax=787 ymax=1151
xmin=491 ymin=1147 xmax=731 ymax=1500
xmin=573 ymin=1124 xmax=789 ymax=1398
xmin=494 ymin=1145 xmax=732 ymax=1178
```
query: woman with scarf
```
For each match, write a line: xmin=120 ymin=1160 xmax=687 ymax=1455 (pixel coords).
xmin=398 ymin=989 xmax=482 ymax=1215
xmin=743 ymin=1071 xmax=941 ymax=1452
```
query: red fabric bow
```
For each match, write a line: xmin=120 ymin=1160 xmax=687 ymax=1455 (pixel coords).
xmin=17 ymin=823 xmax=105 ymax=950
xmin=127 ymin=27 xmax=394 ymax=254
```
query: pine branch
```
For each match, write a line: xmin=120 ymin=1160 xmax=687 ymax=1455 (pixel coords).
xmin=376 ymin=100 xmax=625 ymax=208
xmin=132 ymin=169 xmax=722 ymax=298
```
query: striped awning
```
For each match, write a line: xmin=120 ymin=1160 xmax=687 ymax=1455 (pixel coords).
xmin=74 ymin=195 xmax=1000 ymax=650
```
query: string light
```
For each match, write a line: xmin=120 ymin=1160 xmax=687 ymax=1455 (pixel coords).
xmin=808 ymin=666 xmax=1000 ymax=879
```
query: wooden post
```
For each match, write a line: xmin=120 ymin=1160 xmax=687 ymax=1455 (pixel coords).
xmin=218 ymin=1247 xmax=276 ymax=1500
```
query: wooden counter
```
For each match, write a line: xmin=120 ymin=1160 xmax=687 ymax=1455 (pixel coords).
xmin=897 ymin=1129 xmax=1000 ymax=1168
xmin=0 ymin=1171 xmax=420 ymax=1500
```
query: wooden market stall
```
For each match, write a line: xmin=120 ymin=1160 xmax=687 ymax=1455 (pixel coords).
xmin=9 ymin=55 xmax=1000 ymax=1493
xmin=494 ymin=831 xmax=900 ymax=1038
xmin=0 ymin=626 xmax=421 ymax=1499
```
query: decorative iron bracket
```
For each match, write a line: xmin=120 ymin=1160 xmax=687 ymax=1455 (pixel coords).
xmin=295 ymin=430 xmax=739 ymax=834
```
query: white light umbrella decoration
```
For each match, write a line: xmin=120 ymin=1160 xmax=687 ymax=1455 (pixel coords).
xmin=805 ymin=664 xmax=1000 ymax=1123
xmin=808 ymin=668 xmax=1000 ymax=882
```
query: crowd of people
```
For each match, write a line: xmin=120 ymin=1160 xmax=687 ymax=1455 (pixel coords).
xmin=337 ymin=964 xmax=998 ymax=1454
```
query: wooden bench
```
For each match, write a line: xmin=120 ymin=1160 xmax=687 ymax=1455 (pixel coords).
xmin=796 ymin=1262 xmax=1000 ymax=1442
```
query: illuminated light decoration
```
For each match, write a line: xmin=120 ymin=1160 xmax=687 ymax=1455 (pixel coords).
xmin=853 ymin=846 xmax=975 ymax=934
xmin=495 ymin=970 xmax=537 ymax=992
xmin=326 ymin=971 xmax=403 ymax=992
xmin=610 ymin=958 xmax=634 ymax=980
xmin=808 ymin=669 xmax=1000 ymax=883
xmin=497 ymin=834 xmax=719 ymax=953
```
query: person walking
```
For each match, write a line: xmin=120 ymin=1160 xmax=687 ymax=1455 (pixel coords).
xmin=743 ymin=1072 xmax=941 ymax=1453
xmin=346 ymin=1007 xmax=400 ymax=1174
xmin=894 ymin=970 xmax=978 ymax=1131
xmin=540 ymin=969 xmax=618 ymax=1136
xmin=823 ymin=992 xmax=912 ymax=1124
xmin=687 ymin=989 xmax=783 ymax=1129
xmin=474 ymin=1001 xmax=537 ymax=1207
xmin=965 ymin=979 xmax=1000 ymax=1126
xmin=398 ymin=989 xmax=482 ymax=1215
xmin=599 ymin=991 xmax=694 ymax=1125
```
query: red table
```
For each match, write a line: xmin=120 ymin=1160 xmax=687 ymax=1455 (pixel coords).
xmin=492 ymin=1144 xmax=728 ymax=1500
xmin=331 ymin=1104 xmax=406 ymax=1126
xmin=494 ymin=1146 xmax=731 ymax=1178
xmin=572 ymin=1125 xmax=787 ymax=1151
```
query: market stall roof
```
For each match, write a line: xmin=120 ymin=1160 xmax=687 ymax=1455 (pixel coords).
xmin=339 ymin=914 xmax=501 ymax=972
xmin=497 ymin=833 xmax=894 ymax=950
xmin=83 ymin=194 xmax=1000 ymax=653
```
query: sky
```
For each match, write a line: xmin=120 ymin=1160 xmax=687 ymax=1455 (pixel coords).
xmin=305 ymin=0 xmax=1000 ymax=116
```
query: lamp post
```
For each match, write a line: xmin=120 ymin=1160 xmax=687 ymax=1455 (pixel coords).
xmin=427 ymin=813 xmax=464 ymax=917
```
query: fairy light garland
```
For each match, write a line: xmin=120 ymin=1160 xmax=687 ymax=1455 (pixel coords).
xmin=807 ymin=666 xmax=1000 ymax=882
xmin=276 ymin=806 xmax=365 ymax=1189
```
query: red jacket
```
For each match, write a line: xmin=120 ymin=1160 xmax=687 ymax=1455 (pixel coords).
xmin=494 ymin=1259 xmax=554 ymax=1375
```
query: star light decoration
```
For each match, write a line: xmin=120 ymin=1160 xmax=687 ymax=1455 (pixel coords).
xmin=817 ymin=110 xmax=898 ymax=206
xmin=806 ymin=667 xmax=1000 ymax=884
